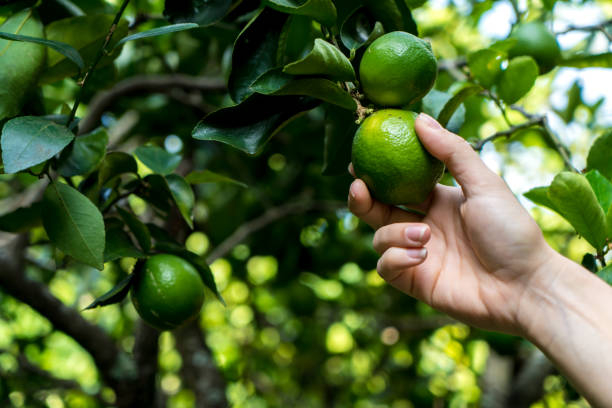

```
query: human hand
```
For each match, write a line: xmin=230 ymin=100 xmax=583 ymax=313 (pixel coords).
xmin=348 ymin=113 xmax=560 ymax=335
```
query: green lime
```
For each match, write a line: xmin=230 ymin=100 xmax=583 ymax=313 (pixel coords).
xmin=131 ymin=254 xmax=205 ymax=331
xmin=508 ymin=22 xmax=561 ymax=74
xmin=359 ymin=31 xmax=437 ymax=107
xmin=352 ymin=109 xmax=444 ymax=205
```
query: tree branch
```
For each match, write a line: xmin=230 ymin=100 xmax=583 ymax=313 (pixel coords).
xmin=472 ymin=116 xmax=545 ymax=151
xmin=78 ymin=74 xmax=226 ymax=135
xmin=556 ymin=19 xmax=612 ymax=42
xmin=206 ymin=200 xmax=345 ymax=264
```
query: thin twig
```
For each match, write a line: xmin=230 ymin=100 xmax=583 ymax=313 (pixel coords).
xmin=556 ymin=19 xmax=612 ymax=42
xmin=472 ymin=116 xmax=544 ymax=150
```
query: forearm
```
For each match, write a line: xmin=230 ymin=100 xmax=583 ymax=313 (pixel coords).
xmin=519 ymin=252 xmax=612 ymax=407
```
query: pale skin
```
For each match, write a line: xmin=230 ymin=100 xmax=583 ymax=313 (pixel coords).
xmin=348 ymin=113 xmax=612 ymax=407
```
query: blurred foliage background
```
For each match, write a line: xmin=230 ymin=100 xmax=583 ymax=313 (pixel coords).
xmin=0 ymin=0 xmax=611 ymax=407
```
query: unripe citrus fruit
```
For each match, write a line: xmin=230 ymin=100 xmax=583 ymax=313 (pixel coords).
xmin=508 ymin=22 xmax=560 ymax=74
xmin=359 ymin=31 xmax=437 ymax=107
xmin=131 ymin=254 xmax=205 ymax=331
xmin=352 ymin=110 xmax=444 ymax=205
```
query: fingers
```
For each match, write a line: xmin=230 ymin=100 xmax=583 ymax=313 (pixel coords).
xmin=415 ymin=113 xmax=505 ymax=197
xmin=348 ymin=179 xmax=420 ymax=229
xmin=373 ymin=223 xmax=431 ymax=254
xmin=377 ymin=247 xmax=427 ymax=286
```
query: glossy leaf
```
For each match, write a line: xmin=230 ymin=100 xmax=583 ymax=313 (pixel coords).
xmin=279 ymin=15 xmax=322 ymax=66
xmin=607 ymin=204 xmax=612 ymax=240
xmin=98 ymin=152 xmax=138 ymax=187
xmin=58 ymin=128 xmax=108 ymax=177
xmin=437 ymin=85 xmax=482 ymax=128
xmin=497 ymin=56 xmax=538 ymax=104
xmin=548 ymin=172 xmax=607 ymax=250
xmin=0 ymin=203 xmax=42 ymax=233
xmin=322 ymin=104 xmax=357 ymax=175
xmin=0 ymin=31 xmax=84 ymax=70
xmin=585 ymin=170 xmax=612 ymax=212
xmin=164 ymin=0 xmax=231 ymax=26
xmin=420 ymin=89 xmax=466 ymax=134
xmin=467 ymin=48 xmax=504 ymax=88
xmin=392 ymin=0 xmax=418 ymax=35
xmin=228 ymin=8 xmax=288 ymax=103
xmin=1 ymin=116 xmax=74 ymax=174
xmin=104 ymin=226 xmax=144 ymax=262
xmin=524 ymin=186 xmax=559 ymax=213
xmin=587 ymin=131 xmax=612 ymax=180
xmin=114 ymin=23 xmax=198 ymax=48
xmin=83 ymin=272 xmax=135 ymax=310
xmin=185 ymin=170 xmax=247 ymax=188
xmin=597 ymin=264 xmax=612 ymax=286
xmin=283 ymin=38 xmax=355 ymax=81
xmin=266 ymin=0 xmax=337 ymax=27
xmin=340 ymin=7 xmax=384 ymax=54
xmin=559 ymin=53 xmax=612 ymax=68
xmin=117 ymin=207 xmax=152 ymax=253
xmin=0 ymin=9 xmax=45 ymax=120
xmin=139 ymin=174 xmax=173 ymax=213
xmin=193 ymin=94 xmax=319 ymax=155
xmin=134 ymin=145 xmax=181 ymax=175
xmin=41 ymin=14 xmax=128 ymax=84
xmin=42 ymin=182 xmax=106 ymax=269
xmin=166 ymin=174 xmax=195 ymax=229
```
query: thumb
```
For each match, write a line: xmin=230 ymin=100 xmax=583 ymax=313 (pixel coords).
xmin=415 ymin=113 xmax=504 ymax=196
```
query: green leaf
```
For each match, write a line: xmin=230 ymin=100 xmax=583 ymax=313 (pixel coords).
xmin=0 ymin=203 xmax=42 ymax=233
xmin=322 ymin=104 xmax=357 ymax=175
xmin=607 ymin=203 xmax=612 ymax=241
xmin=114 ymin=23 xmax=198 ymax=48
xmin=437 ymin=85 xmax=482 ymax=128
xmin=467 ymin=48 xmax=504 ymax=88
xmin=278 ymin=15 xmax=322 ymax=66
xmin=420 ymin=89 xmax=466 ymax=134
xmin=41 ymin=14 xmax=128 ymax=84
xmin=185 ymin=170 xmax=247 ymax=188
xmin=392 ymin=0 xmax=418 ymax=36
xmin=117 ymin=207 xmax=151 ymax=253
xmin=554 ymin=80 xmax=582 ymax=123
xmin=83 ymin=272 xmax=135 ymax=310
xmin=42 ymin=182 xmax=106 ymax=269
xmin=192 ymin=94 xmax=319 ymax=155
xmin=489 ymin=38 xmax=518 ymax=53
xmin=265 ymin=0 xmax=337 ymax=27
xmin=497 ymin=56 xmax=538 ymax=104
xmin=548 ymin=172 xmax=607 ymax=250
xmin=0 ymin=9 xmax=45 ymax=120
xmin=166 ymin=174 xmax=195 ymax=229
xmin=524 ymin=186 xmax=560 ymax=213
xmin=139 ymin=174 xmax=173 ymax=213
xmin=163 ymin=0 xmax=231 ymax=26
xmin=0 ymin=31 xmax=84 ymax=70
xmin=1 ymin=116 xmax=74 ymax=174
xmin=98 ymin=152 xmax=138 ymax=187
xmin=585 ymin=170 xmax=612 ymax=212
xmin=340 ymin=7 xmax=384 ymax=54
xmin=581 ymin=253 xmax=597 ymax=272
xmin=597 ymin=265 xmax=612 ymax=286
xmin=228 ymin=8 xmax=289 ymax=103
xmin=251 ymin=72 xmax=356 ymax=110
xmin=587 ymin=131 xmax=612 ymax=180
xmin=559 ymin=53 xmax=612 ymax=68
xmin=134 ymin=145 xmax=181 ymax=175
xmin=104 ymin=226 xmax=144 ymax=262
xmin=283 ymin=38 xmax=355 ymax=81
xmin=58 ymin=128 xmax=108 ymax=177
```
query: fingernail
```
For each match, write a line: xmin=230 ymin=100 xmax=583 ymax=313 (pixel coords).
xmin=405 ymin=226 xmax=427 ymax=243
xmin=349 ymin=182 xmax=357 ymax=200
xmin=406 ymin=248 xmax=427 ymax=260
xmin=418 ymin=113 xmax=442 ymax=130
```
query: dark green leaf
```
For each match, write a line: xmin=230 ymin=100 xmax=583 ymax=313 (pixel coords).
xmin=322 ymin=104 xmax=357 ymax=175
xmin=0 ymin=203 xmax=42 ymax=233
xmin=581 ymin=253 xmax=597 ymax=273
xmin=587 ymin=131 xmax=612 ymax=180
xmin=0 ymin=9 xmax=45 ymax=120
xmin=265 ymin=0 xmax=337 ymax=27
xmin=0 ymin=31 xmax=84 ymax=70
xmin=114 ymin=23 xmax=198 ymax=48
xmin=185 ymin=170 xmax=247 ymax=188
xmin=117 ymin=207 xmax=152 ymax=253
xmin=1 ymin=116 xmax=74 ymax=174
xmin=278 ymin=15 xmax=322 ymax=66
xmin=104 ymin=226 xmax=144 ymax=262
xmin=166 ymin=174 xmax=195 ymax=229
xmin=192 ymin=94 xmax=319 ymax=155
xmin=42 ymin=182 xmax=106 ymax=269
xmin=140 ymin=174 xmax=173 ymax=213
xmin=524 ymin=186 xmax=560 ymax=213
xmin=559 ymin=53 xmax=612 ymax=68
xmin=340 ymin=7 xmax=384 ymax=54
xmin=437 ymin=85 xmax=482 ymax=128
xmin=420 ymin=89 xmax=466 ymax=134
xmin=392 ymin=0 xmax=418 ymax=36
xmin=283 ymin=38 xmax=355 ymax=81
xmin=489 ymin=38 xmax=517 ymax=53
xmin=164 ymin=0 xmax=231 ymax=26
xmin=597 ymin=265 xmax=612 ymax=286
xmin=607 ymin=204 xmax=612 ymax=241
xmin=83 ymin=272 xmax=135 ymax=310
xmin=467 ymin=48 xmax=504 ymax=88
xmin=98 ymin=152 xmax=138 ymax=187
xmin=134 ymin=145 xmax=181 ymax=175
xmin=228 ymin=8 xmax=288 ymax=103
xmin=548 ymin=172 xmax=607 ymax=250
xmin=497 ymin=56 xmax=538 ymax=104
xmin=585 ymin=170 xmax=612 ymax=212
xmin=58 ymin=128 xmax=108 ymax=177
